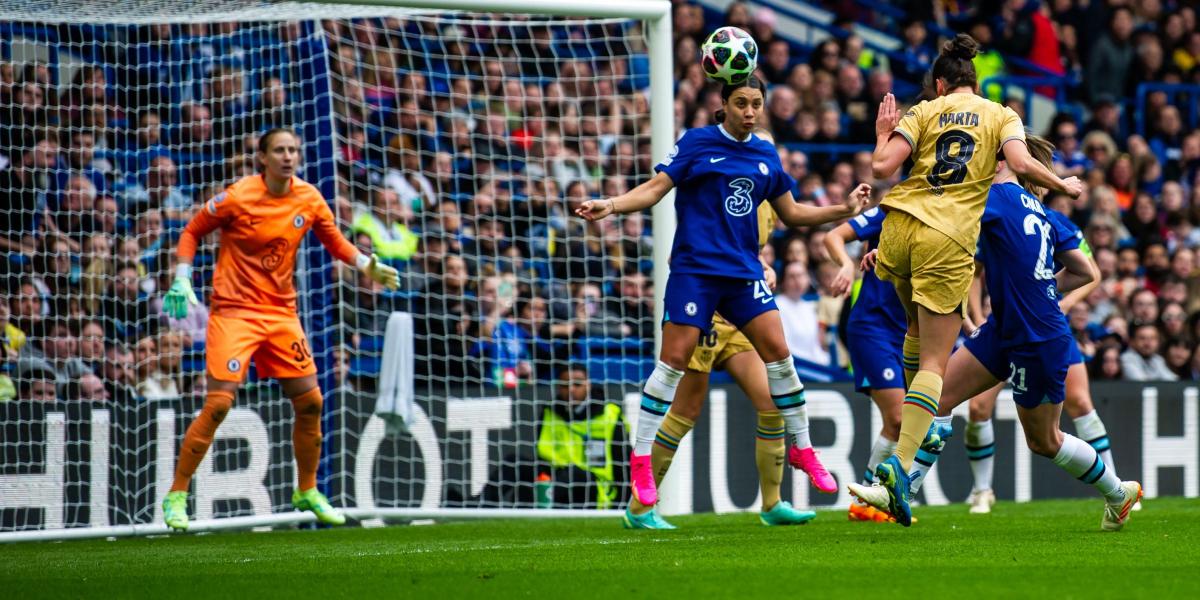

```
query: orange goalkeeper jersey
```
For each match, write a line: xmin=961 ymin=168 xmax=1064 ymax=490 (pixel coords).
xmin=178 ymin=174 xmax=358 ymax=319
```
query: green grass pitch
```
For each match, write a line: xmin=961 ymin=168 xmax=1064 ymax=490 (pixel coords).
xmin=5 ymin=497 xmax=1198 ymax=598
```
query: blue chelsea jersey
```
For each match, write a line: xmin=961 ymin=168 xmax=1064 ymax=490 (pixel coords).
xmin=977 ymin=183 xmax=1079 ymax=347
xmin=847 ymin=208 xmax=906 ymax=335
xmin=655 ymin=125 xmax=794 ymax=280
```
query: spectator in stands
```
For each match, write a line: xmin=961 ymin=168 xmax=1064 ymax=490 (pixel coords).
xmin=1086 ymin=7 xmax=1135 ymax=103
xmin=0 ymin=293 xmax=25 ymax=394
xmin=1161 ymin=302 xmax=1188 ymax=340
xmin=64 ymin=129 xmax=113 ymax=195
xmin=123 ymin=156 xmax=192 ymax=220
xmin=53 ymin=174 xmax=96 ymax=252
xmin=0 ymin=137 xmax=58 ymax=256
xmin=762 ymin=39 xmax=793 ymax=85
xmin=1122 ymin=323 xmax=1177 ymax=381
xmin=98 ymin=260 xmax=155 ymax=342
xmin=898 ymin=18 xmax=934 ymax=81
xmin=32 ymin=235 xmax=75 ymax=305
xmin=462 ymin=213 xmax=511 ymax=277
xmin=776 ymin=261 xmax=829 ymax=366
xmin=413 ymin=253 xmax=478 ymax=380
xmin=16 ymin=359 xmax=58 ymax=402
xmin=101 ymin=343 xmax=136 ymax=404
xmin=351 ymin=187 xmax=418 ymax=262
xmin=17 ymin=318 xmax=93 ymax=394
xmin=1129 ymin=288 xmax=1160 ymax=327
xmin=0 ymin=79 xmax=53 ymax=154
xmin=131 ymin=332 xmax=175 ymax=400
xmin=1091 ymin=345 xmax=1124 ymax=381
xmin=252 ymin=76 xmax=293 ymax=133
xmin=767 ymin=86 xmax=800 ymax=144
xmin=383 ymin=135 xmax=436 ymax=210
xmin=205 ymin=65 xmax=249 ymax=147
xmin=7 ymin=275 xmax=44 ymax=336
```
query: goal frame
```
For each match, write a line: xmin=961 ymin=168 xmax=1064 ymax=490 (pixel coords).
xmin=0 ymin=0 xmax=675 ymax=543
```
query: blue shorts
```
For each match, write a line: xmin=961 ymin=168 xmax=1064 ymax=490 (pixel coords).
xmin=846 ymin=324 xmax=906 ymax=393
xmin=663 ymin=272 xmax=777 ymax=334
xmin=962 ymin=321 xmax=1072 ymax=409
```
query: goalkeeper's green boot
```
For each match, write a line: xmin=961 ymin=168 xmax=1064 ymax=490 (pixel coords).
xmin=292 ymin=488 xmax=346 ymax=526
xmin=162 ymin=491 xmax=189 ymax=532
xmin=760 ymin=500 xmax=816 ymax=526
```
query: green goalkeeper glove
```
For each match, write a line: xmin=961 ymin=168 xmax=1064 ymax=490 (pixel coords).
xmin=359 ymin=253 xmax=400 ymax=290
xmin=164 ymin=272 xmax=199 ymax=319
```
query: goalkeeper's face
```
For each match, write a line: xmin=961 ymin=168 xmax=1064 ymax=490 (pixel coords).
xmin=260 ymin=131 xmax=300 ymax=180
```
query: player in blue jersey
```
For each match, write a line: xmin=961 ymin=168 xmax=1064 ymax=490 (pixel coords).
xmin=825 ymin=207 xmax=909 ymax=522
xmin=916 ymin=138 xmax=1130 ymax=515
xmin=851 ymin=136 xmax=1143 ymax=531
xmin=577 ymin=76 xmax=872 ymax=522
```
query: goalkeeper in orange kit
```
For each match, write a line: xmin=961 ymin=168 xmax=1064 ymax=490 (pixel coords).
xmin=160 ymin=128 xmax=400 ymax=531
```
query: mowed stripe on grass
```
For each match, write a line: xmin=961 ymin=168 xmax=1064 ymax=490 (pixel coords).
xmin=4 ymin=497 xmax=1197 ymax=598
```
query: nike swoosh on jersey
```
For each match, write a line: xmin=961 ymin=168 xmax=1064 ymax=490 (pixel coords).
xmin=709 ymin=157 xmax=727 ymax=163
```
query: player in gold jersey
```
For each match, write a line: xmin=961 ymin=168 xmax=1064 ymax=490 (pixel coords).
xmin=848 ymin=34 xmax=1083 ymax=526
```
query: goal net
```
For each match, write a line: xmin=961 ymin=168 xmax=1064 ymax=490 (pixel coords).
xmin=0 ymin=1 xmax=671 ymax=539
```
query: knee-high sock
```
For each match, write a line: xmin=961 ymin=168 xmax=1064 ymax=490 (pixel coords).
xmin=764 ymin=358 xmax=811 ymax=448
xmin=902 ymin=335 xmax=920 ymax=388
xmin=291 ymin=387 xmax=324 ymax=491
xmin=896 ymin=370 xmax=942 ymax=471
xmin=863 ymin=434 xmax=898 ymax=484
xmin=171 ymin=390 xmax=235 ymax=492
xmin=965 ymin=419 xmax=996 ymax=493
xmin=1072 ymin=410 xmax=1116 ymax=479
xmin=634 ymin=361 xmax=685 ymax=455
xmin=1052 ymin=433 xmax=1124 ymax=503
xmin=630 ymin=411 xmax=694 ymax=514
xmin=909 ymin=415 xmax=952 ymax=493
xmin=756 ymin=411 xmax=786 ymax=510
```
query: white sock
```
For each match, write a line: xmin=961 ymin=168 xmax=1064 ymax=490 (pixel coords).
xmin=1072 ymin=410 xmax=1117 ymax=479
xmin=1052 ymin=433 xmax=1124 ymax=503
xmin=634 ymin=361 xmax=685 ymax=454
xmin=864 ymin=435 xmax=897 ymax=484
xmin=764 ymin=358 xmax=810 ymax=448
xmin=965 ymin=419 xmax=995 ymax=493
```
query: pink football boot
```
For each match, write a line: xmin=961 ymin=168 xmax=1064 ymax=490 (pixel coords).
xmin=630 ymin=453 xmax=658 ymax=506
xmin=789 ymin=446 xmax=837 ymax=493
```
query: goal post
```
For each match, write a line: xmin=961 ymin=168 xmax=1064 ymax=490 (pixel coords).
xmin=0 ymin=0 xmax=675 ymax=542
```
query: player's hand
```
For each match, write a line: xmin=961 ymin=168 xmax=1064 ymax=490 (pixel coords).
xmin=361 ymin=253 xmax=400 ymax=290
xmin=1060 ymin=176 xmax=1084 ymax=198
xmin=831 ymin=263 xmax=854 ymax=297
xmin=163 ymin=275 xmax=198 ymax=320
xmin=575 ymin=199 xmax=614 ymax=222
xmin=843 ymin=183 xmax=873 ymax=216
xmin=763 ymin=264 xmax=777 ymax=292
xmin=876 ymin=93 xmax=900 ymax=138
xmin=860 ymin=249 xmax=879 ymax=273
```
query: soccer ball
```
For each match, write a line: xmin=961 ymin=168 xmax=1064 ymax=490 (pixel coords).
xmin=701 ymin=26 xmax=758 ymax=85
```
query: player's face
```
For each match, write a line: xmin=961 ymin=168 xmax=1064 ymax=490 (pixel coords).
xmin=723 ymin=87 xmax=763 ymax=135
xmin=260 ymin=132 xmax=300 ymax=180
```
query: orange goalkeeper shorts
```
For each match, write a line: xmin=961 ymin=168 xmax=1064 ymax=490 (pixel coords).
xmin=205 ymin=314 xmax=318 ymax=382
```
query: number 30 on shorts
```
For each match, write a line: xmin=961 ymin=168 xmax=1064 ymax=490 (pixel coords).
xmin=291 ymin=338 xmax=313 ymax=364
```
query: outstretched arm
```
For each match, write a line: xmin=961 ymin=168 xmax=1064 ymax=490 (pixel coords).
xmin=1003 ymin=139 xmax=1083 ymax=197
xmin=824 ymin=222 xmax=860 ymax=297
xmin=313 ymin=202 xmax=400 ymax=289
xmin=770 ymin=183 xmax=872 ymax=228
xmin=164 ymin=205 xmax=226 ymax=319
xmin=575 ymin=171 xmax=675 ymax=222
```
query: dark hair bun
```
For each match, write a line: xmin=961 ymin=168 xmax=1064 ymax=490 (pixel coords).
xmin=941 ymin=34 xmax=979 ymax=60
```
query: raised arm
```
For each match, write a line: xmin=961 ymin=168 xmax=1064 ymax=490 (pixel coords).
xmin=1055 ymin=248 xmax=1098 ymax=296
xmin=771 ymin=183 xmax=872 ymax=229
xmin=872 ymin=93 xmax=913 ymax=179
xmin=164 ymin=204 xmax=225 ymax=319
xmin=575 ymin=171 xmax=674 ymax=222
xmin=1003 ymin=139 xmax=1083 ymax=197
xmin=824 ymin=222 xmax=859 ymax=297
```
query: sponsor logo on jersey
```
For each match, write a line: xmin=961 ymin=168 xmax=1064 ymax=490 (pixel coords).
xmin=725 ymin=177 xmax=755 ymax=217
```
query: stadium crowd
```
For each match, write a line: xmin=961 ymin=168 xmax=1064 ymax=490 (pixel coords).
xmin=2 ymin=0 xmax=1200 ymax=405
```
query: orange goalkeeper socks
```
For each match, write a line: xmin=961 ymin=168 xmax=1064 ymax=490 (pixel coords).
xmin=291 ymin=387 xmax=324 ymax=491
xmin=171 ymin=390 xmax=235 ymax=492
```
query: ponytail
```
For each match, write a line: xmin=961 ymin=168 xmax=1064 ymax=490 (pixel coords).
xmin=930 ymin=33 xmax=979 ymax=91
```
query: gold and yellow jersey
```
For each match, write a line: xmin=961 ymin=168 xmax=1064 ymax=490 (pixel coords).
xmin=881 ymin=92 xmax=1025 ymax=254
